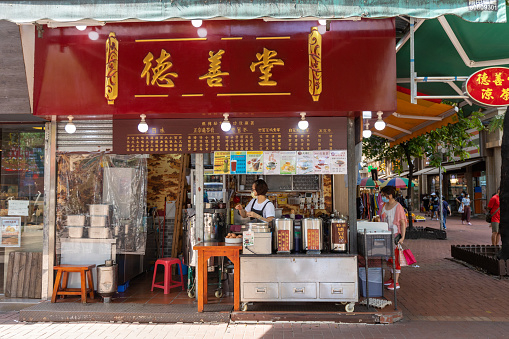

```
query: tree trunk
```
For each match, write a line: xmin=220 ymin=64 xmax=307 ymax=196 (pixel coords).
xmin=405 ymin=148 xmax=414 ymax=230
xmin=498 ymin=108 xmax=509 ymax=260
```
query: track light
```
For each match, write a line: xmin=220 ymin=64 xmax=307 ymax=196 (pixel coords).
xmin=221 ymin=113 xmax=231 ymax=132
xmin=363 ymin=122 xmax=372 ymax=138
xmin=298 ymin=112 xmax=309 ymax=130
xmin=374 ymin=111 xmax=386 ymax=131
xmin=138 ymin=114 xmax=148 ymax=133
xmin=192 ymin=20 xmax=203 ymax=28
xmin=65 ymin=115 xmax=76 ymax=134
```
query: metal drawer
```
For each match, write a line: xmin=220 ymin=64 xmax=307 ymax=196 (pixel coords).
xmin=319 ymin=283 xmax=357 ymax=300
xmin=242 ymin=282 xmax=278 ymax=299
xmin=281 ymin=283 xmax=317 ymax=299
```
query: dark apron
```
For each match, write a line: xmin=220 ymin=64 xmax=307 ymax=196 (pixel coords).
xmin=248 ymin=199 xmax=270 ymax=222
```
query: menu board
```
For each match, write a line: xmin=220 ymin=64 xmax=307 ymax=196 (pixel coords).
xmin=330 ymin=150 xmax=348 ymax=174
xmin=296 ymin=151 xmax=314 ymax=175
xmin=313 ymin=151 xmax=330 ymax=175
xmin=280 ymin=151 xmax=297 ymax=175
xmin=263 ymin=151 xmax=281 ymax=175
xmin=213 ymin=152 xmax=231 ymax=174
xmin=113 ymin=117 xmax=347 ymax=154
xmin=246 ymin=151 xmax=264 ymax=174
xmin=230 ymin=151 xmax=247 ymax=174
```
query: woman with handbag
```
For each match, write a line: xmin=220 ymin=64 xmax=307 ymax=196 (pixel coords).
xmin=379 ymin=186 xmax=407 ymax=290
xmin=461 ymin=194 xmax=472 ymax=225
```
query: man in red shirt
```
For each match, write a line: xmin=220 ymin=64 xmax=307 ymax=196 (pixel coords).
xmin=487 ymin=187 xmax=501 ymax=246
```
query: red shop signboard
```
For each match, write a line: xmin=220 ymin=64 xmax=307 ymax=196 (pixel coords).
xmin=465 ymin=67 xmax=509 ymax=107
xmin=33 ymin=19 xmax=396 ymax=118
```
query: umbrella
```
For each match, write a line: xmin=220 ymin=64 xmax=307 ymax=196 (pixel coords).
xmin=379 ymin=177 xmax=414 ymax=188
xmin=359 ymin=177 xmax=384 ymax=188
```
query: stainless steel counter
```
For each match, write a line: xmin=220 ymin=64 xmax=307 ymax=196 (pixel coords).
xmin=240 ymin=255 xmax=358 ymax=312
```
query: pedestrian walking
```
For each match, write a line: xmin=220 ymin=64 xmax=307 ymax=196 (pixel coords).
xmin=441 ymin=197 xmax=451 ymax=230
xmin=431 ymin=192 xmax=439 ymax=220
xmin=486 ymin=187 xmax=501 ymax=246
xmin=461 ymin=193 xmax=472 ymax=225
xmin=422 ymin=194 xmax=430 ymax=216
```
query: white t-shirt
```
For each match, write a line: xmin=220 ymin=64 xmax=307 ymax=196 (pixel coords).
xmin=382 ymin=204 xmax=398 ymax=235
xmin=245 ymin=198 xmax=276 ymax=218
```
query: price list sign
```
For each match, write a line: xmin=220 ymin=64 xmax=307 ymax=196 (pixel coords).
xmin=113 ymin=117 xmax=346 ymax=154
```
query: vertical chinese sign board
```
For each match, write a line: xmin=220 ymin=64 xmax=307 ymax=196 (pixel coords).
xmin=33 ymin=19 xmax=396 ymax=118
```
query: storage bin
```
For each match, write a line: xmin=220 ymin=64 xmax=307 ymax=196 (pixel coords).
xmin=89 ymin=204 xmax=110 ymax=216
xmin=88 ymin=227 xmax=111 ymax=239
xmin=67 ymin=226 xmax=84 ymax=238
xmin=67 ymin=215 xmax=86 ymax=226
xmin=358 ymin=267 xmax=383 ymax=298
xmin=90 ymin=215 xmax=108 ymax=227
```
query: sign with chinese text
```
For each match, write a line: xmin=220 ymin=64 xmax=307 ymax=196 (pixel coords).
xmin=296 ymin=151 xmax=314 ymax=175
xmin=230 ymin=151 xmax=246 ymax=174
xmin=113 ymin=117 xmax=346 ymax=154
xmin=34 ymin=19 xmax=396 ymax=118
xmin=263 ymin=151 xmax=281 ymax=175
xmin=246 ymin=151 xmax=264 ymax=174
xmin=213 ymin=152 xmax=230 ymax=174
xmin=8 ymin=200 xmax=29 ymax=216
xmin=306 ymin=229 xmax=320 ymax=251
xmin=1 ymin=217 xmax=21 ymax=247
xmin=280 ymin=151 xmax=297 ymax=175
xmin=313 ymin=151 xmax=330 ymax=175
xmin=465 ymin=67 xmax=509 ymax=107
xmin=330 ymin=151 xmax=348 ymax=174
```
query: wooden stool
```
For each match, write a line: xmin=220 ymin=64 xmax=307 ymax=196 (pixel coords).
xmin=51 ymin=264 xmax=96 ymax=303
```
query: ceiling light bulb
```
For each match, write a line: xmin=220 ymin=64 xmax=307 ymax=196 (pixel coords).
xmin=76 ymin=25 xmax=87 ymax=31
xmin=298 ymin=112 xmax=309 ymax=130
xmin=138 ymin=114 xmax=148 ymax=133
xmin=65 ymin=115 xmax=76 ymax=134
xmin=374 ymin=111 xmax=386 ymax=131
xmin=317 ymin=25 xmax=327 ymax=35
xmin=318 ymin=19 xmax=327 ymax=25
xmin=363 ymin=122 xmax=371 ymax=138
xmin=192 ymin=20 xmax=203 ymax=28
xmin=88 ymin=31 xmax=99 ymax=41
xmin=197 ymin=28 xmax=207 ymax=38
xmin=221 ymin=113 xmax=231 ymax=132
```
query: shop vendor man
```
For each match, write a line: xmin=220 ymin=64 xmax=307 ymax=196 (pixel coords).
xmin=235 ymin=179 xmax=275 ymax=223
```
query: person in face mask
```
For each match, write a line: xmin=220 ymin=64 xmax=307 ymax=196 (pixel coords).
xmin=235 ymin=179 xmax=275 ymax=223
xmin=379 ymin=185 xmax=407 ymax=291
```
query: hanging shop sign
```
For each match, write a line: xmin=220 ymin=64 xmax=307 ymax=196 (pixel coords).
xmin=465 ymin=67 xmax=509 ymax=107
xmin=113 ymin=117 xmax=346 ymax=154
xmin=33 ymin=19 xmax=396 ymax=118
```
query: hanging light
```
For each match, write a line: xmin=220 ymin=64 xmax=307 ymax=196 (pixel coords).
xmin=138 ymin=114 xmax=149 ymax=133
xmin=318 ymin=19 xmax=327 ymax=26
xmin=76 ymin=25 xmax=87 ymax=31
xmin=65 ymin=115 xmax=76 ymax=134
xmin=191 ymin=20 xmax=203 ymax=28
xmin=363 ymin=122 xmax=372 ymax=138
xmin=298 ymin=112 xmax=309 ymax=130
xmin=221 ymin=113 xmax=231 ymax=132
xmin=374 ymin=111 xmax=386 ymax=131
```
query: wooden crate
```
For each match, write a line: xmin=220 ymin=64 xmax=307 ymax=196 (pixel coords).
xmin=5 ymin=252 xmax=42 ymax=298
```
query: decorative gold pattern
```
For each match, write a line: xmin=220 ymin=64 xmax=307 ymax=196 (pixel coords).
xmin=105 ymin=32 xmax=119 ymax=105
xmin=308 ymin=27 xmax=322 ymax=102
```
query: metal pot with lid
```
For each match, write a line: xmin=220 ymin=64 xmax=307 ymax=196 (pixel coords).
xmin=302 ymin=218 xmax=323 ymax=252
xmin=274 ymin=218 xmax=294 ymax=253
xmin=241 ymin=222 xmax=271 ymax=233
xmin=330 ymin=216 xmax=348 ymax=252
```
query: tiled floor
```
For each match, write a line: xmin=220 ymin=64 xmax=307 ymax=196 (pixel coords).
xmin=53 ymin=271 xmax=234 ymax=305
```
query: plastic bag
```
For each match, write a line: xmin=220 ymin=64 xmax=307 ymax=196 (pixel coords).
xmin=458 ymin=204 xmax=464 ymax=213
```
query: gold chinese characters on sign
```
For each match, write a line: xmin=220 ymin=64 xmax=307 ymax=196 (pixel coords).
xmin=141 ymin=49 xmax=179 ymax=87
xmin=105 ymin=32 xmax=119 ymax=105
xmin=250 ymin=48 xmax=284 ymax=86
xmin=308 ymin=27 xmax=322 ymax=102
xmin=199 ymin=49 xmax=229 ymax=87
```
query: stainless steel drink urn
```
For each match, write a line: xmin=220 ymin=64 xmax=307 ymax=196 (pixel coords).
xmin=274 ymin=218 xmax=294 ymax=253
xmin=330 ymin=216 xmax=348 ymax=252
xmin=302 ymin=218 xmax=323 ymax=253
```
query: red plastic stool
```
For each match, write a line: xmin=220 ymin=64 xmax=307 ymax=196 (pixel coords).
xmin=151 ymin=258 xmax=185 ymax=294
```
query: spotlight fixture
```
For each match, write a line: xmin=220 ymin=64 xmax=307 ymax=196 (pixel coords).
xmin=221 ymin=113 xmax=231 ymax=132
xmin=374 ymin=111 xmax=386 ymax=131
xmin=76 ymin=25 xmax=87 ymax=31
xmin=65 ymin=115 xmax=76 ymax=134
xmin=362 ymin=122 xmax=372 ymax=138
xmin=298 ymin=112 xmax=309 ymax=130
xmin=192 ymin=20 xmax=203 ymax=28
xmin=138 ymin=114 xmax=149 ymax=133
xmin=318 ymin=19 xmax=327 ymax=26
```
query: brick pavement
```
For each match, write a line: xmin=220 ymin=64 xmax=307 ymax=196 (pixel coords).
xmin=1 ymin=213 xmax=509 ymax=338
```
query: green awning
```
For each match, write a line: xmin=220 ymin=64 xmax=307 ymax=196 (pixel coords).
xmin=0 ymin=0 xmax=506 ymax=24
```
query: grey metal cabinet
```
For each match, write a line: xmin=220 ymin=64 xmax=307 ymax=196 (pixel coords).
xmin=240 ymin=255 xmax=358 ymax=312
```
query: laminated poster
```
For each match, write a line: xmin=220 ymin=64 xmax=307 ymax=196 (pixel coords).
xmin=296 ymin=151 xmax=314 ymax=175
xmin=263 ymin=151 xmax=281 ymax=175
xmin=246 ymin=151 xmax=264 ymax=174
xmin=280 ymin=151 xmax=296 ymax=175
xmin=230 ymin=151 xmax=247 ymax=174
xmin=330 ymin=150 xmax=348 ymax=174
xmin=313 ymin=151 xmax=330 ymax=175
xmin=213 ymin=151 xmax=231 ymax=174
xmin=0 ymin=217 xmax=21 ymax=247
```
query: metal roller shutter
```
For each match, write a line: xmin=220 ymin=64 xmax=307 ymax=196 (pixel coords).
xmin=57 ymin=120 xmax=113 ymax=152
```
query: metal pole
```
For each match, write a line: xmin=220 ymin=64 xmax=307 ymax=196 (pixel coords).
xmin=410 ymin=17 xmax=417 ymax=104
xmin=439 ymin=166 xmax=444 ymax=230
xmin=347 ymin=117 xmax=357 ymax=254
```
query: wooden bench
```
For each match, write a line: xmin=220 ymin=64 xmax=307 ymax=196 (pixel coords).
xmin=51 ymin=264 xmax=96 ymax=303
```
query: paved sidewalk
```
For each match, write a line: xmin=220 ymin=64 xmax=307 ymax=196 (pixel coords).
xmin=1 ymin=213 xmax=509 ymax=338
